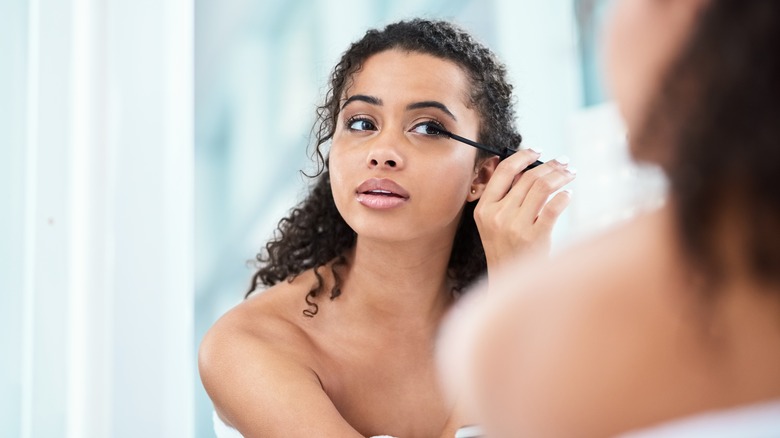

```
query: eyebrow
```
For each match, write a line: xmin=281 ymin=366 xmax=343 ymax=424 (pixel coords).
xmin=341 ymin=94 xmax=382 ymax=110
xmin=340 ymin=94 xmax=458 ymax=122
xmin=406 ymin=101 xmax=458 ymax=122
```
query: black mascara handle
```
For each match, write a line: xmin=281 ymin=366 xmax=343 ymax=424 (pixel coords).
xmin=440 ymin=129 xmax=543 ymax=171
xmin=500 ymin=147 xmax=544 ymax=170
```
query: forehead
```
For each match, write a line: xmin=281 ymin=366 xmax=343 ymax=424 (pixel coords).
xmin=344 ymin=49 xmax=472 ymax=108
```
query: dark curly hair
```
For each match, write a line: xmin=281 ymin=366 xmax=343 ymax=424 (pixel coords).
xmin=248 ymin=19 xmax=523 ymax=316
xmin=634 ymin=1 xmax=780 ymax=289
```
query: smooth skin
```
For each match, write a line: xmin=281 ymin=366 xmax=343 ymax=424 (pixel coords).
xmin=199 ymin=49 xmax=575 ymax=438
xmin=437 ymin=1 xmax=780 ymax=437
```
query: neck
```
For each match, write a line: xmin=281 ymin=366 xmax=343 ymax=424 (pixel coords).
xmin=338 ymin=234 xmax=457 ymax=333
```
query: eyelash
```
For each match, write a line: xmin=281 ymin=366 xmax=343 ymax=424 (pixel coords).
xmin=344 ymin=116 xmax=448 ymax=137
xmin=345 ymin=116 xmax=377 ymax=132
xmin=413 ymin=119 xmax=447 ymax=136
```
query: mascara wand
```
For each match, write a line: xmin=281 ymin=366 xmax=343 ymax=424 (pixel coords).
xmin=435 ymin=128 xmax=543 ymax=171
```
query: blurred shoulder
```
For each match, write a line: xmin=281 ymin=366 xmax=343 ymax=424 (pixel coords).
xmin=459 ymin=207 xmax=683 ymax=375
xmin=443 ymin=208 xmax=686 ymax=436
xmin=494 ymin=207 xmax=678 ymax=308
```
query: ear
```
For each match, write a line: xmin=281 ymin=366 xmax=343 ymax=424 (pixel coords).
xmin=467 ymin=156 xmax=499 ymax=202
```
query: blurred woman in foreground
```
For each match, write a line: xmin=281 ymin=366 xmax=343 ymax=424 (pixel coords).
xmin=438 ymin=0 xmax=780 ymax=436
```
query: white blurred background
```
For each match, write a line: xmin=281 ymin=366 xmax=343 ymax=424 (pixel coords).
xmin=1 ymin=0 xmax=665 ymax=437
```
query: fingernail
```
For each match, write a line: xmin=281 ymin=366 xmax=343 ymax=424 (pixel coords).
xmin=564 ymin=189 xmax=574 ymax=196
xmin=526 ymin=147 xmax=543 ymax=155
xmin=554 ymin=155 xmax=570 ymax=165
xmin=567 ymin=167 xmax=578 ymax=175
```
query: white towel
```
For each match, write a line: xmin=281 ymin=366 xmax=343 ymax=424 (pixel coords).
xmin=213 ymin=411 xmax=244 ymax=438
xmin=618 ymin=399 xmax=780 ymax=438
xmin=213 ymin=411 xmax=397 ymax=438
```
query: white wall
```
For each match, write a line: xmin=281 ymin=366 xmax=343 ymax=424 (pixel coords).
xmin=0 ymin=0 xmax=195 ymax=436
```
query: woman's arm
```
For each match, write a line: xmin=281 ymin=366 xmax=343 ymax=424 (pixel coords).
xmin=199 ymin=319 xmax=364 ymax=438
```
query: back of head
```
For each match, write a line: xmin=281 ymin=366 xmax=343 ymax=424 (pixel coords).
xmin=634 ymin=0 xmax=780 ymax=289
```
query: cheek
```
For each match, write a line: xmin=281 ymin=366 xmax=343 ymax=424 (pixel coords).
xmin=606 ymin=0 xmax=665 ymax=124
xmin=327 ymin=145 xmax=352 ymax=208
xmin=421 ymin=157 xmax=475 ymax=209
xmin=605 ymin=0 xmax=686 ymax=131
xmin=605 ymin=1 xmax=645 ymax=125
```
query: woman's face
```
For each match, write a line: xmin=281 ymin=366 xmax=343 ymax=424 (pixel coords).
xmin=604 ymin=0 xmax=707 ymax=133
xmin=329 ymin=49 xmax=483 ymax=244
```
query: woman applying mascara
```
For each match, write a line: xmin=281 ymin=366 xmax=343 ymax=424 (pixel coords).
xmin=198 ymin=19 xmax=575 ymax=438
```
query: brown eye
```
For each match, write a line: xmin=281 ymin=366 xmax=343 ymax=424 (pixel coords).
xmin=411 ymin=121 xmax=446 ymax=136
xmin=347 ymin=118 xmax=377 ymax=131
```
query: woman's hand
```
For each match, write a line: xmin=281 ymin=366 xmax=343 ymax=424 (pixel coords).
xmin=474 ymin=149 xmax=575 ymax=273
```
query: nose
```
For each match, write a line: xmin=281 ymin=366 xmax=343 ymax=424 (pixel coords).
xmin=368 ymin=155 xmax=399 ymax=168
xmin=366 ymin=134 xmax=404 ymax=170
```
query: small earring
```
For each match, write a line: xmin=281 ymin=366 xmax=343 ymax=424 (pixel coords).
xmin=471 ymin=188 xmax=477 ymax=194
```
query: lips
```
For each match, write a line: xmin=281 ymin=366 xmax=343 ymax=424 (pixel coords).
xmin=356 ymin=178 xmax=410 ymax=198
xmin=355 ymin=178 xmax=410 ymax=209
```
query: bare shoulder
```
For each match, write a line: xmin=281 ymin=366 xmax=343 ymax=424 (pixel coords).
xmin=493 ymin=208 xmax=680 ymax=312
xmin=475 ymin=209 xmax=690 ymax=364
xmin=200 ymin=273 xmax=316 ymax=360
xmin=452 ymin=208 xmax=694 ymax=437
xmin=198 ymin=271 xmax=361 ymax=437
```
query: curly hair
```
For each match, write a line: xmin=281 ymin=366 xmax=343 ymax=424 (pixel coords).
xmin=634 ymin=1 xmax=780 ymax=289
xmin=248 ymin=19 xmax=523 ymax=315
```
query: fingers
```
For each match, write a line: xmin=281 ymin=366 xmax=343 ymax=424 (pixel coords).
xmin=535 ymin=190 xmax=572 ymax=233
xmin=474 ymin=149 xmax=575 ymax=265
xmin=514 ymin=163 xmax=576 ymax=225
xmin=479 ymin=149 xmax=542 ymax=204
xmin=502 ymin=159 xmax=568 ymax=208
